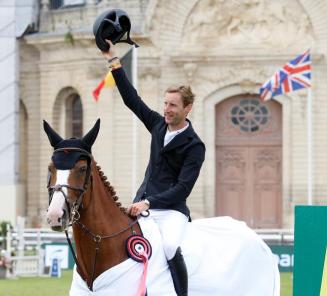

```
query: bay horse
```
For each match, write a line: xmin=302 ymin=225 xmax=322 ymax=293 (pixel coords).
xmin=44 ymin=119 xmax=280 ymax=296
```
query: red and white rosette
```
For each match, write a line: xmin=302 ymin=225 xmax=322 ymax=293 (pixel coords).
xmin=126 ymin=235 xmax=152 ymax=296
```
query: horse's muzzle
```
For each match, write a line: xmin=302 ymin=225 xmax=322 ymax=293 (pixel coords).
xmin=47 ymin=208 xmax=68 ymax=232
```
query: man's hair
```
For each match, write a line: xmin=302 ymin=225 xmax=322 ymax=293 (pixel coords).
xmin=165 ymin=85 xmax=195 ymax=107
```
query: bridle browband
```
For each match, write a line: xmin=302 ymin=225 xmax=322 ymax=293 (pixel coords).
xmin=47 ymin=147 xmax=139 ymax=291
xmin=47 ymin=147 xmax=93 ymax=219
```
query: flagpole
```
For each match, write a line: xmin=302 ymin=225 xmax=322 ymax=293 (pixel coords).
xmin=132 ymin=46 xmax=138 ymax=196
xmin=259 ymin=49 xmax=312 ymax=204
xmin=307 ymin=87 xmax=313 ymax=205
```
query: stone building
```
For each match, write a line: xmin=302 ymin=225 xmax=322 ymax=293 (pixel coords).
xmin=1 ymin=0 xmax=327 ymax=228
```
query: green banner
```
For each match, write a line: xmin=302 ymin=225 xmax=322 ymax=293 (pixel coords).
xmin=269 ymin=244 xmax=293 ymax=272
xmin=293 ymin=206 xmax=327 ymax=296
xmin=42 ymin=242 xmax=75 ymax=269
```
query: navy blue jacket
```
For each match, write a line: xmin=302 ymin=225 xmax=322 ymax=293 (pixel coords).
xmin=112 ymin=67 xmax=205 ymax=217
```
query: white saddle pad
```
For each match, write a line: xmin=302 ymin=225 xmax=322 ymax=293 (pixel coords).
xmin=70 ymin=216 xmax=280 ymax=296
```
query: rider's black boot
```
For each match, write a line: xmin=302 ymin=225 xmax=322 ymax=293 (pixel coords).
xmin=167 ymin=247 xmax=188 ymax=296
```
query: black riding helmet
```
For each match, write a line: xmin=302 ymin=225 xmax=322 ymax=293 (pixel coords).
xmin=93 ymin=9 xmax=139 ymax=51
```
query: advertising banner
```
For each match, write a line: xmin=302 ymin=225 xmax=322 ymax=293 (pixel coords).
xmin=293 ymin=206 xmax=327 ymax=296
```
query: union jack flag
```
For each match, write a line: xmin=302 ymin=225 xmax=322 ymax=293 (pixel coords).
xmin=260 ymin=49 xmax=311 ymax=101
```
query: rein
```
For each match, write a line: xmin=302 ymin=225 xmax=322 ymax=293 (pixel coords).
xmin=65 ymin=214 xmax=139 ymax=291
xmin=48 ymin=147 xmax=140 ymax=291
xmin=47 ymin=147 xmax=93 ymax=218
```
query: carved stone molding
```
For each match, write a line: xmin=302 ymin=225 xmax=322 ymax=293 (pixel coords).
xmin=238 ymin=80 xmax=257 ymax=94
xmin=25 ymin=31 xmax=94 ymax=52
xmin=217 ymin=150 xmax=246 ymax=182
xmin=219 ymin=150 xmax=245 ymax=168
xmin=254 ymin=150 xmax=281 ymax=182
xmin=228 ymin=63 xmax=271 ymax=91
xmin=254 ymin=150 xmax=280 ymax=168
xmin=139 ymin=65 xmax=161 ymax=79
xmin=171 ymin=53 xmax=324 ymax=63
xmin=194 ymin=63 xmax=272 ymax=91
xmin=183 ymin=63 xmax=198 ymax=83
xmin=171 ymin=55 xmax=274 ymax=89
xmin=182 ymin=0 xmax=314 ymax=49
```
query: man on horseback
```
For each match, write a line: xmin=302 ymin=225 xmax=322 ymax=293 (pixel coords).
xmin=102 ymin=40 xmax=205 ymax=296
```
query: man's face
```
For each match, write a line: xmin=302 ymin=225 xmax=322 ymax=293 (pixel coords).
xmin=164 ymin=92 xmax=192 ymax=129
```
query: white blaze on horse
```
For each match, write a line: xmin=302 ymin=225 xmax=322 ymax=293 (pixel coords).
xmin=44 ymin=119 xmax=280 ymax=296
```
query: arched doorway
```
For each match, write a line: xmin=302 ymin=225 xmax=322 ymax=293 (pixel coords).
xmin=215 ymin=95 xmax=282 ymax=228
xmin=53 ymin=87 xmax=83 ymax=138
xmin=65 ymin=94 xmax=83 ymax=138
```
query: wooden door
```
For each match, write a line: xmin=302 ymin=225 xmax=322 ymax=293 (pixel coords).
xmin=215 ymin=95 xmax=282 ymax=228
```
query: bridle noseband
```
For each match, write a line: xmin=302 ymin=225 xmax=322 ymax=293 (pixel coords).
xmin=47 ymin=146 xmax=139 ymax=291
xmin=47 ymin=147 xmax=92 ymax=224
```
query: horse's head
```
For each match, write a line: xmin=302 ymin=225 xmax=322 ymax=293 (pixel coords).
xmin=43 ymin=119 xmax=100 ymax=231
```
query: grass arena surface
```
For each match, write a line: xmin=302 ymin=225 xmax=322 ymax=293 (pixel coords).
xmin=0 ymin=271 xmax=292 ymax=295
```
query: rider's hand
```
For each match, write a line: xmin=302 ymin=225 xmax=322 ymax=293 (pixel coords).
xmin=102 ymin=39 xmax=117 ymax=60
xmin=127 ymin=201 xmax=150 ymax=217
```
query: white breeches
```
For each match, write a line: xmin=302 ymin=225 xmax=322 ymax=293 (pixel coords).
xmin=149 ymin=209 xmax=188 ymax=260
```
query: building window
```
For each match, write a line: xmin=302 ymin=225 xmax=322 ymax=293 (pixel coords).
xmin=66 ymin=94 xmax=83 ymax=138
xmin=50 ymin=0 xmax=63 ymax=9
xmin=230 ymin=98 xmax=269 ymax=132
xmin=50 ymin=0 xmax=86 ymax=10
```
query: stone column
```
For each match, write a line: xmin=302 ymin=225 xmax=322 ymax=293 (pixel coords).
xmin=0 ymin=1 xmax=20 ymax=226
xmin=40 ymin=0 xmax=49 ymax=11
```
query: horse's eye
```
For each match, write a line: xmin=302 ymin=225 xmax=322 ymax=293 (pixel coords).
xmin=79 ymin=166 xmax=87 ymax=174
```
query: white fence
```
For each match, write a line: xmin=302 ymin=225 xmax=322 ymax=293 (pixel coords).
xmin=11 ymin=255 xmax=43 ymax=277
xmin=0 ymin=218 xmax=294 ymax=278
xmin=2 ymin=218 xmax=73 ymax=277
xmin=254 ymin=228 xmax=294 ymax=244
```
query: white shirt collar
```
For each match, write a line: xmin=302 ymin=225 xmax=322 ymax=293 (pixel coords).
xmin=164 ymin=122 xmax=189 ymax=146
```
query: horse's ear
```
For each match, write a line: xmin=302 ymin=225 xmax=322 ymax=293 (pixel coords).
xmin=82 ymin=119 xmax=100 ymax=148
xmin=43 ymin=120 xmax=63 ymax=148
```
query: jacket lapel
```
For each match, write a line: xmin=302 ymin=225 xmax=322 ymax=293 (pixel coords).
xmin=158 ymin=123 xmax=167 ymax=147
xmin=161 ymin=123 xmax=194 ymax=153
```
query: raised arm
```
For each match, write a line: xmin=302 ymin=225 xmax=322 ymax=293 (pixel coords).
xmin=102 ymin=40 xmax=162 ymax=132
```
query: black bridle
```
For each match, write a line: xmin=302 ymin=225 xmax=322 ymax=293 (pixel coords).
xmin=47 ymin=147 xmax=139 ymax=291
xmin=47 ymin=147 xmax=92 ymax=221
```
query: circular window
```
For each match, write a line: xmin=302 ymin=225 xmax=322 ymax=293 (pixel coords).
xmin=230 ymin=99 xmax=269 ymax=132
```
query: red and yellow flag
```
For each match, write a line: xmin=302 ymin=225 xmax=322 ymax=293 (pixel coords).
xmin=92 ymin=72 xmax=115 ymax=101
